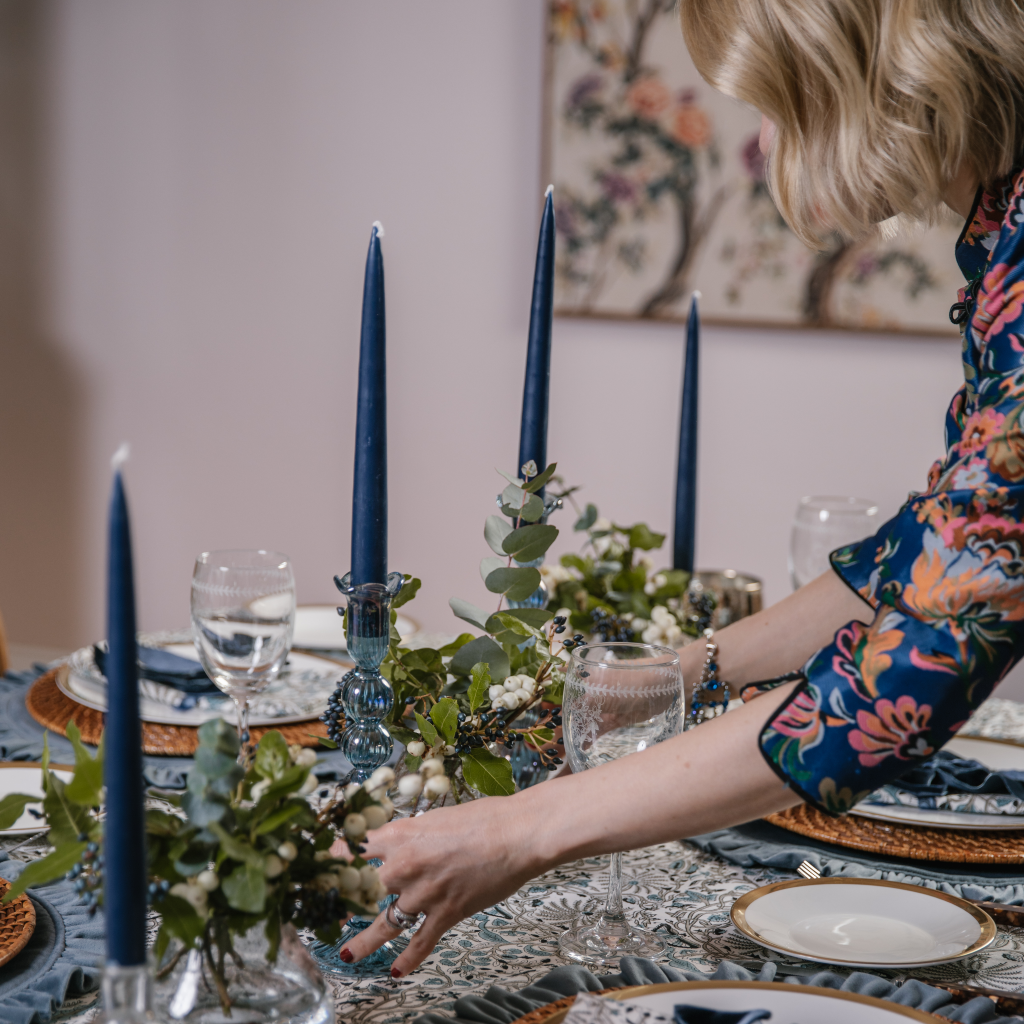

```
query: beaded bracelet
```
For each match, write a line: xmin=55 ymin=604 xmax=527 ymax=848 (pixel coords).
xmin=686 ymin=627 xmax=731 ymax=729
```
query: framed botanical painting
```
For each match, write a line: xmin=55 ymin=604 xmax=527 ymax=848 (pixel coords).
xmin=545 ymin=0 xmax=962 ymax=335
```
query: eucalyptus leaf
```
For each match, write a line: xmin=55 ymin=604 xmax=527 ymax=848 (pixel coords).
xmin=501 ymin=524 xmax=558 ymax=562
xmin=501 ymin=608 xmax=553 ymax=629
xmin=489 ymin=611 xmax=543 ymax=641
xmin=156 ymin=894 xmax=206 ymax=949
xmin=449 ymin=635 xmax=509 ymax=683
xmin=392 ymin=576 xmax=421 ymax=609
xmin=501 ymin=482 xmax=526 ymax=508
xmin=484 ymin=515 xmax=513 ymax=556
xmin=254 ymin=802 xmax=304 ymax=836
xmin=495 ymin=468 xmax=522 ymax=486
xmin=43 ymin=771 xmax=92 ymax=848
xmin=460 ymin=748 xmax=515 ymax=796
xmin=522 ymin=462 xmax=557 ymax=493
xmin=574 ymin=503 xmax=598 ymax=531
xmin=484 ymin=566 xmax=541 ymax=601
xmin=467 ymin=662 xmax=491 ymax=713
xmin=223 ymin=861 xmax=267 ymax=914
xmin=501 ymin=492 xmax=544 ymax=523
xmin=3 ymin=841 xmax=86 ymax=902
xmin=254 ymin=731 xmax=290 ymax=780
xmin=429 ymin=698 xmax=459 ymax=745
xmin=209 ymin=821 xmax=265 ymax=869
xmin=198 ymin=718 xmax=240 ymax=758
xmin=181 ymin=788 xmax=228 ymax=827
xmin=438 ymin=633 xmax=475 ymax=657
xmin=449 ymin=597 xmax=490 ymax=631
xmin=195 ymin=746 xmax=244 ymax=785
xmin=480 ymin=556 xmax=506 ymax=584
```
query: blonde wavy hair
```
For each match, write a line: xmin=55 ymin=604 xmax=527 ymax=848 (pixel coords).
xmin=681 ymin=0 xmax=1024 ymax=246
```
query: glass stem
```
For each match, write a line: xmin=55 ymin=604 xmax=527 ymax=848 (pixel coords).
xmin=233 ymin=696 xmax=251 ymax=760
xmin=597 ymin=852 xmax=629 ymax=938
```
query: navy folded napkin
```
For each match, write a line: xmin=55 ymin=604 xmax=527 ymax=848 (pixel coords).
xmin=675 ymin=1010 xmax=769 ymax=1024
xmin=93 ymin=644 xmax=218 ymax=694
xmin=891 ymin=750 xmax=1024 ymax=800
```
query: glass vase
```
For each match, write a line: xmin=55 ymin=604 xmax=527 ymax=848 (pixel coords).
xmin=151 ymin=924 xmax=334 ymax=1023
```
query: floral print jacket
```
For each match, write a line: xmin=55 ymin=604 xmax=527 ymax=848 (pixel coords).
xmin=758 ymin=169 xmax=1024 ymax=814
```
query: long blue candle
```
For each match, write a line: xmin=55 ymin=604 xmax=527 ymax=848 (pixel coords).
xmin=351 ymin=221 xmax=387 ymax=585
xmin=517 ymin=186 xmax=555 ymax=487
xmin=103 ymin=450 xmax=147 ymax=966
xmin=673 ymin=293 xmax=700 ymax=573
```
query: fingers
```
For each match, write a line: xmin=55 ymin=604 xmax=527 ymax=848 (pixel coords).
xmin=338 ymin=905 xmax=406 ymax=964
xmin=389 ymin=913 xmax=455 ymax=978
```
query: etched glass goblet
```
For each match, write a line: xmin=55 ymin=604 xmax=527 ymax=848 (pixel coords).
xmin=558 ymin=642 xmax=684 ymax=967
xmin=190 ymin=550 xmax=295 ymax=758
xmin=789 ymin=495 xmax=879 ymax=590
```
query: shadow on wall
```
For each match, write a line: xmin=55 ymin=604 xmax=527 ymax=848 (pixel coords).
xmin=0 ymin=0 xmax=84 ymax=649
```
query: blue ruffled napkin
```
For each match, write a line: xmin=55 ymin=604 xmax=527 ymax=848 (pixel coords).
xmin=675 ymin=1010 xmax=770 ymax=1024
xmin=561 ymin=992 xmax=770 ymax=1024
xmin=863 ymin=750 xmax=1024 ymax=815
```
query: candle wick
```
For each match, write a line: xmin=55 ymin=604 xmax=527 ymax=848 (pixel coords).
xmin=372 ymin=220 xmax=385 ymax=239
xmin=110 ymin=442 xmax=130 ymax=472
xmin=544 ymin=184 xmax=553 ymax=197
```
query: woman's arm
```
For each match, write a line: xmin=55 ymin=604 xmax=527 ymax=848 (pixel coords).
xmin=341 ymin=570 xmax=869 ymax=976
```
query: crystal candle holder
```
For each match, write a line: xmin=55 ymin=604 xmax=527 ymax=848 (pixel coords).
xmin=99 ymin=963 xmax=158 ymax=1024
xmin=324 ymin=570 xmax=404 ymax=783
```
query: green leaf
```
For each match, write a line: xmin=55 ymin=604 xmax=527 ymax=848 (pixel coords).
xmin=501 ymin=607 xmax=553 ymax=629
xmin=501 ymin=493 xmax=544 ymax=523
xmin=484 ymin=515 xmax=513 ymax=556
xmin=522 ymin=462 xmax=557 ymax=493
xmin=254 ymin=731 xmax=290 ymax=780
xmin=63 ymin=721 xmax=103 ymax=807
xmin=449 ymin=597 xmax=490 ymax=631
xmin=155 ymin=893 xmax=205 ymax=949
xmin=43 ymin=771 xmax=92 ymax=848
xmin=197 ymin=718 xmax=240 ymax=758
xmin=501 ymin=523 xmax=558 ymax=562
xmin=254 ymin=801 xmax=304 ymax=835
xmin=485 ymin=566 xmax=541 ymax=601
xmin=574 ymin=503 xmax=598 ymax=531
xmin=494 ymin=468 xmax=522 ymax=486
xmin=489 ymin=611 xmax=544 ymax=641
xmin=414 ymin=712 xmax=438 ymax=747
xmin=449 ymin=635 xmax=510 ymax=683
xmin=501 ymin=482 xmax=526 ymax=508
xmin=4 ymin=842 xmax=87 ymax=902
xmin=467 ymin=662 xmax=491 ymax=713
xmin=145 ymin=808 xmax=182 ymax=837
xmin=194 ymin=745 xmax=244 ymax=785
xmin=430 ymin=698 xmax=459 ymax=745
xmin=0 ymin=794 xmax=36 ymax=831
xmin=561 ymin=553 xmax=589 ymax=573
xmin=312 ymin=734 xmax=338 ymax=749
xmin=480 ymin=556 xmax=506 ymax=584
xmin=208 ymin=821 xmax=265 ymax=869
xmin=438 ymin=633 xmax=475 ymax=657
xmin=626 ymin=523 xmax=666 ymax=551
xmin=392 ymin=576 xmax=421 ymax=609
xmin=222 ymin=861 xmax=267 ymax=914
xmin=460 ymin=749 xmax=515 ymax=796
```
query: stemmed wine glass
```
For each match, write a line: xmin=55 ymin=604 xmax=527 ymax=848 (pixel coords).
xmin=789 ymin=495 xmax=880 ymax=589
xmin=190 ymin=550 xmax=296 ymax=758
xmin=558 ymin=642 xmax=684 ymax=966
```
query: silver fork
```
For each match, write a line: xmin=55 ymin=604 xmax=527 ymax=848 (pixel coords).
xmin=797 ymin=859 xmax=821 ymax=880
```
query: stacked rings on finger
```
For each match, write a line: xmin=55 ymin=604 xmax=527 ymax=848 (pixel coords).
xmin=385 ymin=902 xmax=419 ymax=931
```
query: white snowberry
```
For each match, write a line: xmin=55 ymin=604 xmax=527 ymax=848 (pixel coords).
xmin=337 ymin=866 xmax=361 ymax=892
xmin=343 ymin=813 xmax=367 ymax=839
xmin=488 ymin=684 xmax=506 ymax=701
xmin=196 ymin=869 xmax=219 ymax=892
xmin=405 ymin=740 xmax=426 ymax=757
xmin=264 ymin=854 xmax=285 ymax=879
xmin=362 ymin=805 xmax=389 ymax=830
xmin=423 ymin=774 xmax=450 ymax=798
xmin=397 ymin=774 xmax=423 ymax=798
xmin=277 ymin=841 xmax=298 ymax=861
xmin=294 ymin=748 xmax=318 ymax=769
xmin=368 ymin=766 xmax=395 ymax=790
xmin=420 ymin=757 xmax=445 ymax=778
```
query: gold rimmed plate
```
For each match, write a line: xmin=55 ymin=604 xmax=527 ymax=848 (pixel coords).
xmin=512 ymin=981 xmax=938 ymax=1024
xmin=731 ymin=878 xmax=995 ymax=968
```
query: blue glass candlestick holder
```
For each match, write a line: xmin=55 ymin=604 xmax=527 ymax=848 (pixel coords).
xmin=323 ymin=570 xmax=404 ymax=783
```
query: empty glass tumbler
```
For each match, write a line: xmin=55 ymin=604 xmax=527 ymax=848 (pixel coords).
xmin=789 ymin=496 xmax=880 ymax=590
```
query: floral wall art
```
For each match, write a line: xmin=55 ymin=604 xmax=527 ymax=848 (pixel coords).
xmin=546 ymin=0 xmax=963 ymax=334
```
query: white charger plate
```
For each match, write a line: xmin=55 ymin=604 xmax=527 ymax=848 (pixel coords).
xmin=292 ymin=605 xmax=417 ymax=652
xmin=60 ymin=642 xmax=342 ymax=727
xmin=0 ymin=763 xmax=74 ymax=835
xmin=595 ymin=981 xmax=938 ymax=1024
xmin=731 ymin=878 xmax=995 ymax=968
xmin=851 ymin=734 xmax=1024 ymax=830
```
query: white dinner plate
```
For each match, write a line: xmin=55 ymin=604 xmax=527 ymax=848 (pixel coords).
xmin=0 ymin=763 xmax=74 ymax=835
xmin=851 ymin=734 xmax=1024 ymax=830
xmin=591 ymin=981 xmax=938 ymax=1024
xmin=60 ymin=643 xmax=343 ymax=727
xmin=731 ymin=878 xmax=995 ymax=968
xmin=292 ymin=605 xmax=417 ymax=652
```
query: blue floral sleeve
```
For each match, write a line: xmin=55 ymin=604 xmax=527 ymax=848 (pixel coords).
xmin=758 ymin=170 xmax=1024 ymax=814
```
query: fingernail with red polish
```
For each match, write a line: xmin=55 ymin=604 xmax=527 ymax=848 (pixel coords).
xmin=391 ymin=967 xmax=403 ymax=979
xmin=339 ymin=949 xmax=353 ymax=964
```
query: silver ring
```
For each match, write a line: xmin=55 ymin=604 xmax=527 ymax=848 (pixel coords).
xmin=385 ymin=901 xmax=419 ymax=931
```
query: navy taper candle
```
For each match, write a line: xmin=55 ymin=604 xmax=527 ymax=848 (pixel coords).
xmin=517 ymin=186 xmax=555 ymax=488
xmin=673 ymin=293 xmax=700 ymax=573
xmin=351 ymin=221 xmax=388 ymax=585
xmin=103 ymin=451 xmax=147 ymax=966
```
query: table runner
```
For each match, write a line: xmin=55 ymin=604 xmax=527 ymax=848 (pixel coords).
xmin=410 ymin=956 xmax=1024 ymax=1024
xmin=689 ymin=819 xmax=1024 ymax=904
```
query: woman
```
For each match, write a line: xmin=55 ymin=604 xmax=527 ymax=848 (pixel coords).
xmin=341 ymin=0 xmax=1024 ymax=977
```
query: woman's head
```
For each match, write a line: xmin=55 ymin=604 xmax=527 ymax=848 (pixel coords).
xmin=681 ymin=0 xmax=1024 ymax=245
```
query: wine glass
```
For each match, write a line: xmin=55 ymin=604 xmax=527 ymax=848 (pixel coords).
xmin=190 ymin=550 xmax=296 ymax=757
xmin=789 ymin=496 xmax=880 ymax=590
xmin=558 ymin=642 xmax=684 ymax=966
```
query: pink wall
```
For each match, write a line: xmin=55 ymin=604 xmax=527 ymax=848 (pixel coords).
xmin=9 ymin=0 xmax=1020 ymax=697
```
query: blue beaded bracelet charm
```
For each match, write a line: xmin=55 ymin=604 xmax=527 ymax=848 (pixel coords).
xmin=687 ymin=627 xmax=730 ymax=729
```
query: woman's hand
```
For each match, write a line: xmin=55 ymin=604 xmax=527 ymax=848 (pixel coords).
xmin=334 ymin=791 xmax=543 ymax=977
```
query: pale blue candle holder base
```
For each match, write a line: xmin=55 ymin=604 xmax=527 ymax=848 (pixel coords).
xmin=309 ymin=915 xmax=408 ymax=977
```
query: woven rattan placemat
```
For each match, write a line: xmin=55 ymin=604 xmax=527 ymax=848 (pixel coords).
xmin=765 ymin=803 xmax=1024 ymax=864
xmin=25 ymin=669 xmax=328 ymax=756
xmin=0 ymin=877 xmax=35 ymax=969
